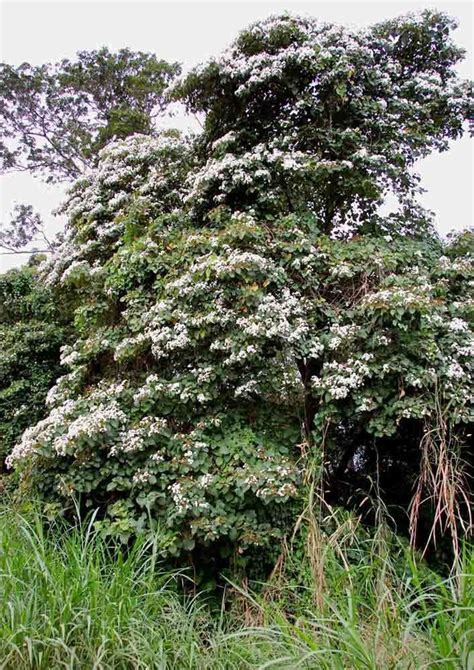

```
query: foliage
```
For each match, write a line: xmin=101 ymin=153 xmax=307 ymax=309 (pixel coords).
xmin=5 ymin=12 xmax=474 ymax=562
xmin=174 ymin=10 xmax=472 ymax=233
xmin=0 ymin=264 xmax=70 ymax=470
xmin=0 ymin=48 xmax=180 ymax=254
xmin=0 ymin=503 xmax=472 ymax=668
xmin=0 ymin=48 xmax=180 ymax=182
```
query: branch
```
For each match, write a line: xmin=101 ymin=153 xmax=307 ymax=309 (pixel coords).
xmin=0 ymin=249 xmax=52 ymax=255
xmin=0 ymin=204 xmax=53 ymax=253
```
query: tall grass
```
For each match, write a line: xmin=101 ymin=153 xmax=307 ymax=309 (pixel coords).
xmin=0 ymin=503 xmax=472 ymax=669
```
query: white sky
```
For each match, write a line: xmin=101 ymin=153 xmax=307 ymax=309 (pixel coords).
xmin=1 ymin=0 xmax=472 ymax=272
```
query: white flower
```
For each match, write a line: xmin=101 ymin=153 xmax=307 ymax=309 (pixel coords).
xmin=330 ymin=263 xmax=353 ymax=278
xmin=133 ymin=469 xmax=153 ymax=485
xmin=199 ymin=473 xmax=213 ymax=488
xmin=449 ymin=318 xmax=468 ymax=332
xmin=169 ymin=481 xmax=191 ymax=513
xmin=235 ymin=380 xmax=259 ymax=397
xmin=375 ymin=334 xmax=391 ymax=346
xmin=446 ymin=361 xmax=464 ymax=379
xmin=328 ymin=323 xmax=357 ymax=350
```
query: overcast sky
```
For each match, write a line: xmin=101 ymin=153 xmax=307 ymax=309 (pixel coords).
xmin=1 ymin=0 xmax=472 ymax=272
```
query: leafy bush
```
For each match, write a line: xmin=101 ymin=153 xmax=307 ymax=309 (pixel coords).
xmin=0 ymin=263 xmax=70 ymax=472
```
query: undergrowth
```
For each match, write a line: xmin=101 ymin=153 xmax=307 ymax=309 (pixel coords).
xmin=0 ymin=502 xmax=472 ymax=669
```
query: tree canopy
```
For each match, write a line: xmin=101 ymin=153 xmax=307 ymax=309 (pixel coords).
xmin=174 ymin=10 xmax=471 ymax=234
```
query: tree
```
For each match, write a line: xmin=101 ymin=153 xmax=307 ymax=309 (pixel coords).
xmin=0 ymin=48 xmax=180 ymax=254
xmin=6 ymin=12 xmax=473 ymax=563
xmin=174 ymin=10 xmax=471 ymax=234
xmin=0 ymin=48 xmax=180 ymax=182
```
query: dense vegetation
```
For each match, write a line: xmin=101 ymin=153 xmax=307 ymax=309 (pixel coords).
xmin=0 ymin=10 xmax=472 ymax=668
xmin=0 ymin=261 xmax=70 ymax=472
xmin=1 ymin=503 xmax=472 ymax=668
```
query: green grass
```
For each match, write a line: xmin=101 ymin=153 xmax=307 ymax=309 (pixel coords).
xmin=0 ymin=504 xmax=472 ymax=669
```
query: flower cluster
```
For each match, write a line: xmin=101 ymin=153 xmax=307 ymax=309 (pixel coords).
xmin=41 ymin=132 xmax=191 ymax=287
xmin=314 ymin=355 xmax=373 ymax=400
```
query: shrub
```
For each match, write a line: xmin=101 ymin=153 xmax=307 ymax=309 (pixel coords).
xmin=0 ymin=264 xmax=69 ymax=472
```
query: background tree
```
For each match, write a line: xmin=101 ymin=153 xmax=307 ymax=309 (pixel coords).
xmin=0 ymin=48 xmax=180 ymax=253
xmin=0 ymin=48 xmax=180 ymax=182
xmin=0 ymin=204 xmax=53 ymax=254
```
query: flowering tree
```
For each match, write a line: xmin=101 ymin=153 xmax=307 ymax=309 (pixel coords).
xmin=175 ymin=10 xmax=471 ymax=234
xmin=7 ymin=12 xmax=473 ymax=560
